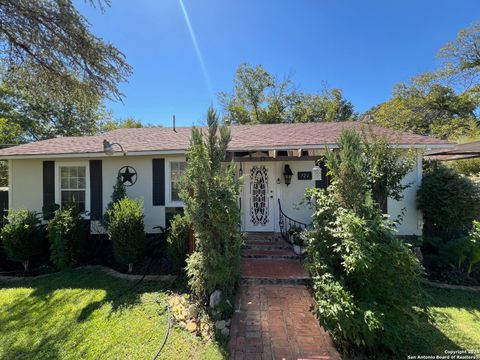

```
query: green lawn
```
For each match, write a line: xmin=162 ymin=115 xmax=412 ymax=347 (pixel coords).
xmin=0 ymin=269 xmax=224 ymax=360
xmin=1 ymin=270 xmax=479 ymax=359
xmin=404 ymin=286 xmax=480 ymax=356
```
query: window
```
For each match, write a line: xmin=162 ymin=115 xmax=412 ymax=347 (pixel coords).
xmin=171 ymin=161 xmax=186 ymax=202
xmin=60 ymin=166 xmax=86 ymax=212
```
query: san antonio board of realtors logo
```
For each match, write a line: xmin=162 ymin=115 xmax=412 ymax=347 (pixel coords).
xmin=118 ymin=166 xmax=138 ymax=186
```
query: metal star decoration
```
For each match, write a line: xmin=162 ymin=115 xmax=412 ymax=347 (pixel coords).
xmin=118 ymin=166 xmax=137 ymax=186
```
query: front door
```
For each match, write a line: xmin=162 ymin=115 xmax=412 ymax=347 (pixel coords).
xmin=245 ymin=163 xmax=275 ymax=232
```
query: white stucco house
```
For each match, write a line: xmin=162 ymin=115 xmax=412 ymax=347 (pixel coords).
xmin=0 ymin=122 xmax=450 ymax=236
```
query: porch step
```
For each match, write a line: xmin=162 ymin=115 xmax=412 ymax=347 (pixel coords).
xmin=239 ymin=277 xmax=309 ymax=285
xmin=245 ymin=232 xmax=283 ymax=243
xmin=243 ymin=241 xmax=292 ymax=251
xmin=242 ymin=249 xmax=301 ymax=260
xmin=240 ymin=258 xmax=310 ymax=285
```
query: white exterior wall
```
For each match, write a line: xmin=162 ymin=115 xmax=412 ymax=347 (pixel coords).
xmin=238 ymin=160 xmax=316 ymax=232
xmin=239 ymin=157 xmax=423 ymax=235
xmin=387 ymin=154 xmax=423 ymax=236
xmin=9 ymin=159 xmax=44 ymax=214
xmin=9 ymin=155 xmax=186 ymax=233
xmin=275 ymin=160 xmax=316 ymax=227
xmin=9 ymin=154 xmax=423 ymax=236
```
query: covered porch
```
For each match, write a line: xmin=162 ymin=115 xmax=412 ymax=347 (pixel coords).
xmin=227 ymin=148 xmax=329 ymax=234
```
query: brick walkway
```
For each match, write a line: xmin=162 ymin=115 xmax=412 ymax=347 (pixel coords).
xmin=229 ymin=233 xmax=340 ymax=360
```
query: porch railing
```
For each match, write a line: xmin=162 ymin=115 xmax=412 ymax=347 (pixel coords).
xmin=278 ymin=199 xmax=308 ymax=244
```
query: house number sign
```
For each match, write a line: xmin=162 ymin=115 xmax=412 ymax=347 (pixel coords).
xmin=297 ymin=171 xmax=312 ymax=180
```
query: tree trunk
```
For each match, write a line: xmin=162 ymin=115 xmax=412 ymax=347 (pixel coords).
xmin=22 ymin=260 xmax=29 ymax=271
xmin=128 ymin=263 xmax=133 ymax=273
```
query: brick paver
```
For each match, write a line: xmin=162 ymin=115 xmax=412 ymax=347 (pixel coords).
xmin=229 ymin=284 xmax=340 ymax=360
xmin=230 ymin=233 xmax=340 ymax=359
xmin=240 ymin=258 xmax=309 ymax=280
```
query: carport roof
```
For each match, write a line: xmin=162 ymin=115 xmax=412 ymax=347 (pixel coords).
xmin=425 ymin=141 xmax=480 ymax=161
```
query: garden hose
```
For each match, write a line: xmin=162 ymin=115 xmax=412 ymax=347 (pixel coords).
xmin=1 ymin=255 xmax=175 ymax=358
xmin=105 ymin=257 xmax=174 ymax=359
xmin=152 ymin=300 xmax=173 ymax=360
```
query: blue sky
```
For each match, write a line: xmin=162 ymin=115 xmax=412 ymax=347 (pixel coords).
xmin=75 ymin=0 xmax=480 ymax=126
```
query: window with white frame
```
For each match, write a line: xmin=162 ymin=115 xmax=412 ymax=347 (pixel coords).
xmin=170 ymin=161 xmax=186 ymax=202
xmin=60 ymin=166 xmax=86 ymax=212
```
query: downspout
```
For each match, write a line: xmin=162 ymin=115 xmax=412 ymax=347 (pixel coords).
xmin=8 ymin=159 xmax=12 ymax=212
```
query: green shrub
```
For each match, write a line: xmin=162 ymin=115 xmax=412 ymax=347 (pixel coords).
xmin=108 ymin=197 xmax=145 ymax=273
xmin=449 ymin=157 xmax=480 ymax=177
xmin=183 ymin=107 xmax=243 ymax=302
xmin=166 ymin=214 xmax=190 ymax=273
xmin=48 ymin=207 xmax=86 ymax=270
xmin=418 ymin=161 xmax=480 ymax=238
xmin=469 ymin=221 xmax=480 ymax=276
xmin=306 ymin=189 xmax=425 ymax=354
xmin=422 ymin=230 xmax=480 ymax=284
xmin=305 ymin=129 xmax=424 ymax=354
xmin=102 ymin=175 xmax=127 ymax=228
xmin=1 ymin=209 xmax=43 ymax=270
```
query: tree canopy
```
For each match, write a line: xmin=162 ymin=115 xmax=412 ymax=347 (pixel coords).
xmin=436 ymin=21 xmax=480 ymax=92
xmin=219 ymin=63 xmax=355 ymax=124
xmin=0 ymin=0 xmax=131 ymax=101
xmin=0 ymin=76 xmax=107 ymax=142
xmin=369 ymin=83 xmax=479 ymax=139
xmin=368 ymin=22 xmax=480 ymax=140
xmin=99 ymin=117 xmax=162 ymax=132
xmin=0 ymin=0 xmax=132 ymax=144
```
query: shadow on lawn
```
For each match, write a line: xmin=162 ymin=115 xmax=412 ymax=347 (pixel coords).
xmin=0 ymin=268 xmax=183 ymax=359
xmin=330 ymin=285 xmax=480 ymax=359
xmin=0 ymin=267 xmax=181 ymax=324
xmin=1 ymin=339 xmax=62 ymax=360
xmin=398 ymin=286 xmax=480 ymax=357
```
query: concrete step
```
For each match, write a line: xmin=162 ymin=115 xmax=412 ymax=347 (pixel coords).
xmin=245 ymin=232 xmax=283 ymax=243
xmin=243 ymin=241 xmax=292 ymax=251
xmin=240 ymin=258 xmax=310 ymax=285
xmin=239 ymin=277 xmax=309 ymax=285
xmin=242 ymin=248 xmax=301 ymax=260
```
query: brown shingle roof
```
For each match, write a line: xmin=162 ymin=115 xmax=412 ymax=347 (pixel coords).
xmin=0 ymin=122 xmax=451 ymax=158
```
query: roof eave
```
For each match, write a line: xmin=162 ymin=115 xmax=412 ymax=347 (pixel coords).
xmin=0 ymin=149 xmax=187 ymax=160
xmin=0 ymin=143 xmax=453 ymax=160
xmin=227 ymin=143 xmax=453 ymax=152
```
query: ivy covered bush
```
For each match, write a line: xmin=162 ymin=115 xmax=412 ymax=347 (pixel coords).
xmin=48 ymin=206 xmax=87 ymax=270
xmin=107 ymin=197 xmax=145 ymax=273
xmin=182 ymin=107 xmax=243 ymax=302
xmin=418 ymin=161 xmax=480 ymax=238
xmin=304 ymin=128 xmax=424 ymax=354
xmin=1 ymin=209 xmax=43 ymax=270
xmin=166 ymin=214 xmax=190 ymax=273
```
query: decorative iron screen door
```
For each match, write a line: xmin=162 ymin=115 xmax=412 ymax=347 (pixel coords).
xmin=246 ymin=164 xmax=274 ymax=231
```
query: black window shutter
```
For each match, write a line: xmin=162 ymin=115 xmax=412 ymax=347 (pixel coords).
xmin=43 ymin=161 xmax=55 ymax=220
xmin=152 ymin=159 xmax=165 ymax=206
xmin=89 ymin=160 xmax=103 ymax=219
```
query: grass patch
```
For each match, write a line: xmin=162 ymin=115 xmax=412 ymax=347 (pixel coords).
xmin=0 ymin=268 xmax=224 ymax=360
xmin=401 ymin=286 xmax=480 ymax=357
